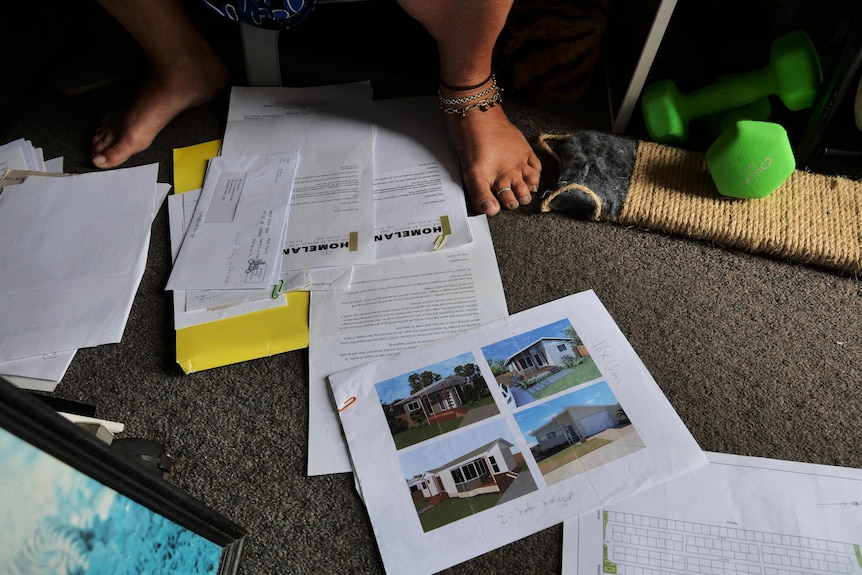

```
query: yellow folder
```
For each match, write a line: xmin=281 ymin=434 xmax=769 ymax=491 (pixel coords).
xmin=171 ymin=141 xmax=309 ymax=373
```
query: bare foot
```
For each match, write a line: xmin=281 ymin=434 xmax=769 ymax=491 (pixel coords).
xmin=91 ymin=47 xmax=229 ymax=169
xmin=444 ymin=104 xmax=542 ymax=216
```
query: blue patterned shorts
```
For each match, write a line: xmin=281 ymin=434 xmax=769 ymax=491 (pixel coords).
xmin=201 ymin=0 xmax=318 ymax=30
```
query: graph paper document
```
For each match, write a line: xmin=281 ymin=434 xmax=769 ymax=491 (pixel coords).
xmin=564 ymin=450 xmax=862 ymax=575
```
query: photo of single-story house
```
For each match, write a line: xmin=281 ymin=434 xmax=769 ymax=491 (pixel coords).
xmin=391 ymin=374 xmax=470 ymax=427
xmin=530 ymin=403 xmax=623 ymax=453
xmin=503 ymin=337 xmax=586 ymax=379
xmin=408 ymin=437 xmax=520 ymax=502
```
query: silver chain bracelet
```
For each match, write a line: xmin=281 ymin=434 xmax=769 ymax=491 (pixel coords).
xmin=438 ymin=75 xmax=498 ymax=106
xmin=439 ymin=88 xmax=504 ymax=117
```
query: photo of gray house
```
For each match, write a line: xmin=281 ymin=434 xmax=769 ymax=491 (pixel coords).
xmin=530 ymin=403 xmax=623 ymax=453
xmin=504 ymin=336 xmax=584 ymax=379
xmin=512 ymin=381 xmax=644 ymax=484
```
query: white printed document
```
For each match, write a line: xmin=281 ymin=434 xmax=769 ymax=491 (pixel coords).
xmin=165 ymin=152 xmax=299 ymax=291
xmin=222 ymin=87 xmax=475 ymax=292
xmin=565 ymin=450 xmax=862 ymax=575
xmin=221 ymin=101 xmax=377 ymax=277
xmin=328 ymin=290 xmax=708 ymax=574
xmin=0 ymin=164 xmax=164 ymax=362
xmin=307 ymin=215 xmax=507 ymax=476
xmin=371 ymin=96 xmax=472 ymax=259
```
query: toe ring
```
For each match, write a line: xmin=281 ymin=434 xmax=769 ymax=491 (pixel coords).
xmin=495 ymin=187 xmax=513 ymax=197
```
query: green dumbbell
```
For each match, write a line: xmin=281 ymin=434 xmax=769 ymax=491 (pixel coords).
xmin=700 ymin=95 xmax=773 ymax=137
xmin=642 ymin=30 xmax=822 ymax=145
xmin=707 ymin=119 xmax=795 ymax=199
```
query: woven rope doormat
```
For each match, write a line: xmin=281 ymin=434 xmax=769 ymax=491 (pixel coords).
xmin=538 ymin=131 xmax=862 ymax=275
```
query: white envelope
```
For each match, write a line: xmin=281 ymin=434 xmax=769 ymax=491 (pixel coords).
xmin=165 ymin=152 xmax=299 ymax=291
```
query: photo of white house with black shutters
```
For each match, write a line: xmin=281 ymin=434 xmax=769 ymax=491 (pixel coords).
xmin=399 ymin=419 xmax=538 ymax=532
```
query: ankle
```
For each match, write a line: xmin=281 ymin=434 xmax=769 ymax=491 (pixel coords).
xmin=438 ymin=75 xmax=503 ymax=118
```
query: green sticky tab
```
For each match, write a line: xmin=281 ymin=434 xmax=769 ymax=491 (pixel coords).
xmin=439 ymin=215 xmax=451 ymax=236
xmin=349 ymin=232 xmax=358 ymax=252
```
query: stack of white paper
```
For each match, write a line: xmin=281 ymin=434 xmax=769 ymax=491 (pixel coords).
xmin=165 ymin=151 xmax=299 ymax=293
xmin=0 ymin=138 xmax=45 ymax=172
xmin=0 ymin=162 xmax=167 ymax=391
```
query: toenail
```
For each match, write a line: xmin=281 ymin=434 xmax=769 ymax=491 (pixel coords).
xmin=481 ymin=199 xmax=495 ymax=213
xmin=92 ymin=154 xmax=106 ymax=165
xmin=506 ymin=201 xmax=519 ymax=210
xmin=520 ymin=195 xmax=532 ymax=205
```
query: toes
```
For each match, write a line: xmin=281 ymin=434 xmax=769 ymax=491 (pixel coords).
xmin=494 ymin=182 xmax=531 ymax=210
xmin=465 ymin=174 xmax=501 ymax=216
xmin=512 ymin=181 xmax=533 ymax=206
xmin=525 ymin=155 xmax=543 ymax=192
xmin=492 ymin=185 xmax=520 ymax=211
xmin=91 ymin=118 xmax=119 ymax=168
xmin=91 ymin=120 xmax=152 ymax=169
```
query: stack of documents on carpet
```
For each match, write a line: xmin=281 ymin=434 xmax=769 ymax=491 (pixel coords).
xmin=168 ymin=83 xmax=479 ymax=374
xmin=172 ymin=85 xmax=862 ymax=575
xmin=0 ymin=139 xmax=167 ymax=392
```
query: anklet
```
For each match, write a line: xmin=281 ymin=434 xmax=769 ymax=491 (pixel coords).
xmin=439 ymin=73 xmax=493 ymax=92
xmin=439 ymin=86 xmax=504 ymax=117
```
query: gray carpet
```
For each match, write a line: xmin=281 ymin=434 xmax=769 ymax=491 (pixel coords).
xmin=3 ymin=9 xmax=862 ymax=575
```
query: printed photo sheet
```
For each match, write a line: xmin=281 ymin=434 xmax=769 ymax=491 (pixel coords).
xmin=328 ymin=290 xmax=709 ymax=575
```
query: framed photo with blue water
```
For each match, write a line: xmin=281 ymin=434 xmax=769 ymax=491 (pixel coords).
xmin=0 ymin=378 xmax=246 ymax=574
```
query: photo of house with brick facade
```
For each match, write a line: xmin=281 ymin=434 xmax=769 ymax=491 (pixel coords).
xmin=376 ymin=351 xmax=501 ymax=450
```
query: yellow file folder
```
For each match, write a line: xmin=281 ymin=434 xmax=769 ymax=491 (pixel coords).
xmin=172 ymin=141 xmax=309 ymax=373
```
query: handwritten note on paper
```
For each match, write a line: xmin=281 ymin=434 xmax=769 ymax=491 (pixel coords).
xmin=328 ymin=291 xmax=709 ymax=575
xmin=165 ymin=151 xmax=298 ymax=291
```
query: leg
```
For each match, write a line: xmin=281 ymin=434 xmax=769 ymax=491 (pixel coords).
xmin=91 ymin=0 xmax=229 ymax=168
xmin=396 ymin=0 xmax=542 ymax=216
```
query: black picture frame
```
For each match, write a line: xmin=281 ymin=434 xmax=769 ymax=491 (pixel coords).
xmin=0 ymin=377 xmax=246 ymax=574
